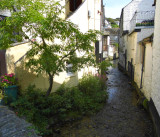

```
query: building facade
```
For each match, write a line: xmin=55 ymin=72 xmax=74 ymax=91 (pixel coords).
xmin=119 ymin=0 xmax=160 ymax=135
xmin=1 ymin=0 xmax=104 ymax=92
xmin=119 ymin=0 xmax=155 ymax=70
xmin=151 ymin=0 xmax=160 ymax=126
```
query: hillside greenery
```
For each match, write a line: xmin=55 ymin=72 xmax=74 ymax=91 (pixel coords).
xmin=106 ymin=18 xmax=119 ymax=28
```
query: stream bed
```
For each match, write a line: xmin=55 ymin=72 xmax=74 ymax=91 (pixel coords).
xmin=52 ymin=60 xmax=154 ymax=137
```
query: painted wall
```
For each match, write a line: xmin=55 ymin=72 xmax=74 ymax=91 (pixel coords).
xmin=4 ymin=0 xmax=102 ymax=93
xmin=67 ymin=0 xmax=88 ymax=33
xmin=142 ymin=43 xmax=152 ymax=99
xmin=137 ymin=28 xmax=154 ymax=42
xmin=66 ymin=0 xmax=102 ymax=79
xmin=134 ymin=42 xmax=142 ymax=88
xmin=119 ymin=0 xmax=155 ymax=69
xmin=119 ymin=34 xmax=128 ymax=68
xmin=134 ymin=42 xmax=153 ymax=100
xmin=151 ymin=0 xmax=160 ymax=115
xmin=125 ymin=32 xmax=137 ymax=71
xmin=127 ymin=32 xmax=153 ymax=100
xmin=6 ymin=43 xmax=78 ymax=92
xmin=122 ymin=0 xmax=155 ymax=31
xmin=67 ymin=0 xmax=102 ymax=33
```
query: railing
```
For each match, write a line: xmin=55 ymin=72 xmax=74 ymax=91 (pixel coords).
xmin=130 ymin=11 xmax=155 ymax=32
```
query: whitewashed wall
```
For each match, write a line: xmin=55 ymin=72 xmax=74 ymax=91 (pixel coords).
xmin=123 ymin=0 xmax=155 ymax=31
xmin=67 ymin=0 xmax=101 ymax=33
xmin=137 ymin=28 xmax=154 ymax=42
xmin=67 ymin=0 xmax=102 ymax=79
xmin=151 ymin=0 xmax=160 ymax=115
xmin=143 ymin=43 xmax=152 ymax=99
xmin=67 ymin=1 xmax=88 ymax=33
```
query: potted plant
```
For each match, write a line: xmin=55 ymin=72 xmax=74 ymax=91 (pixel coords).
xmin=0 ymin=73 xmax=18 ymax=103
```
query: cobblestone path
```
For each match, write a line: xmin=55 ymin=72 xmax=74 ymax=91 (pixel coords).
xmin=57 ymin=61 xmax=154 ymax=137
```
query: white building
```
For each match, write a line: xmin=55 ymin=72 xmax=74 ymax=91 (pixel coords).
xmin=119 ymin=0 xmax=155 ymax=69
xmin=150 ymin=0 xmax=160 ymax=135
xmin=119 ymin=0 xmax=160 ymax=135
xmin=64 ymin=0 xmax=104 ymax=78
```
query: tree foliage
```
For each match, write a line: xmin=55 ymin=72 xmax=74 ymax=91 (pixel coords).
xmin=0 ymin=0 xmax=101 ymax=96
xmin=106 ymin=17 xmax=119 ymax=28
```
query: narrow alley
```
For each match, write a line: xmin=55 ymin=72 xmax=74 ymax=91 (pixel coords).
xmin=56 ymin=60 xmax=154 ymax=137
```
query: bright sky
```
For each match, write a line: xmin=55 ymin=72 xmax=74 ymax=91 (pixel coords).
xmin=103 ymin=0 xmax=132 ymax=19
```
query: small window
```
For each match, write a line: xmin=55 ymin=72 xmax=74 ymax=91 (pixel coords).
xmin=69 ymin=0 xmax=82 ymax=12
xmin=66 ymin=63 xmax=74 ymax=76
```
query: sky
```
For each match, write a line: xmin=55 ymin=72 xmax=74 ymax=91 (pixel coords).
xmin=103 ymin=0 xmax=132 ymax=19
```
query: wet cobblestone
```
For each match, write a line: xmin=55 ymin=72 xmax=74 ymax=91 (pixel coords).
xmin=57 ymin=61 xmax=154 ymax=137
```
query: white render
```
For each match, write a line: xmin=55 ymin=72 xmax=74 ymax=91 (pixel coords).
xmin=122 ymin=0 xmax=155 ymax=31
xmin=67 ymin=0 xmax=102 ymax=33
xmin=151 ymin=0 xmax=160 ymax=115
xmin=66 ymin=0 xmax=103 ymax=79
xmin=137 ymin=28 xmax=154 ymax=42
xmin=119 ymin=0 xmax=155 ymax=102
xmin=119 ymin=0 xmax=155 ymax=69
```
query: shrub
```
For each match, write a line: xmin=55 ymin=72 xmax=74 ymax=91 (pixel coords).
xmin=11 ymin=74 xmax=108 ymax=136
xmin=78 ymin=75 xmax=108 ymax=113
xmin=78 ymin=75 xmax=102 ymax=95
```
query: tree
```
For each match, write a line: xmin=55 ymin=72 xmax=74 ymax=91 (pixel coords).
xmin=0 ymin=0 xmax=101 ymax=96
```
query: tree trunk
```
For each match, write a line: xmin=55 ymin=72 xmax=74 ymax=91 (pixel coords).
xmin=46 ymin=73 xmax=54 ymax=97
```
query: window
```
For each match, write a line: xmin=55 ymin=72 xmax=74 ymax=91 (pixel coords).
xmin=66 ymin=63 xmax=74 ymax=76
xmin=69 ymin=0 xmax=82 ymax=12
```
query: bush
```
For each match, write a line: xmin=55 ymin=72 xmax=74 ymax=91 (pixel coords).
xmin=11 ymin=75 xmax=108 ymax=136
xmin=78 ymin=75 xmax=102 ymax=95
xmin=99 ymin=60 xmax=112 ymax=75
xmin=11 ymin=85 xmax=52 ymax=135
xmin=78 ymin=75 xmax=107 ymax=113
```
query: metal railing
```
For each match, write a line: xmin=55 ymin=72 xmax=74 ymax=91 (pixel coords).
xmin=130 ymin=11 xmax=155 ymax=32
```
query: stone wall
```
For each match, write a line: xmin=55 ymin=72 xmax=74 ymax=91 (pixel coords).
xmin=0 ymin=105 xmax=40 ymax=137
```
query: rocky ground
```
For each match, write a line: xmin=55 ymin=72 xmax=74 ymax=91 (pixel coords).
xmin=55 ymin=61 xmax=154 ymax=137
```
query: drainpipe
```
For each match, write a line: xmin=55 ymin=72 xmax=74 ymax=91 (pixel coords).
xmin=140 ymin=43 xmax=146 ymax=89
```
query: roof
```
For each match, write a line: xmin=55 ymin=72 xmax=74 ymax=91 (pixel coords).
xmin=104 ymin=28 xmax=120 ymax=35
xmin=139 ymin=34 xmax=153 ymax=44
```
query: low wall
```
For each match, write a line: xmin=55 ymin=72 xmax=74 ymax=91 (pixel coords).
xmin=0 ymin=105 xmax=40 ymax=137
